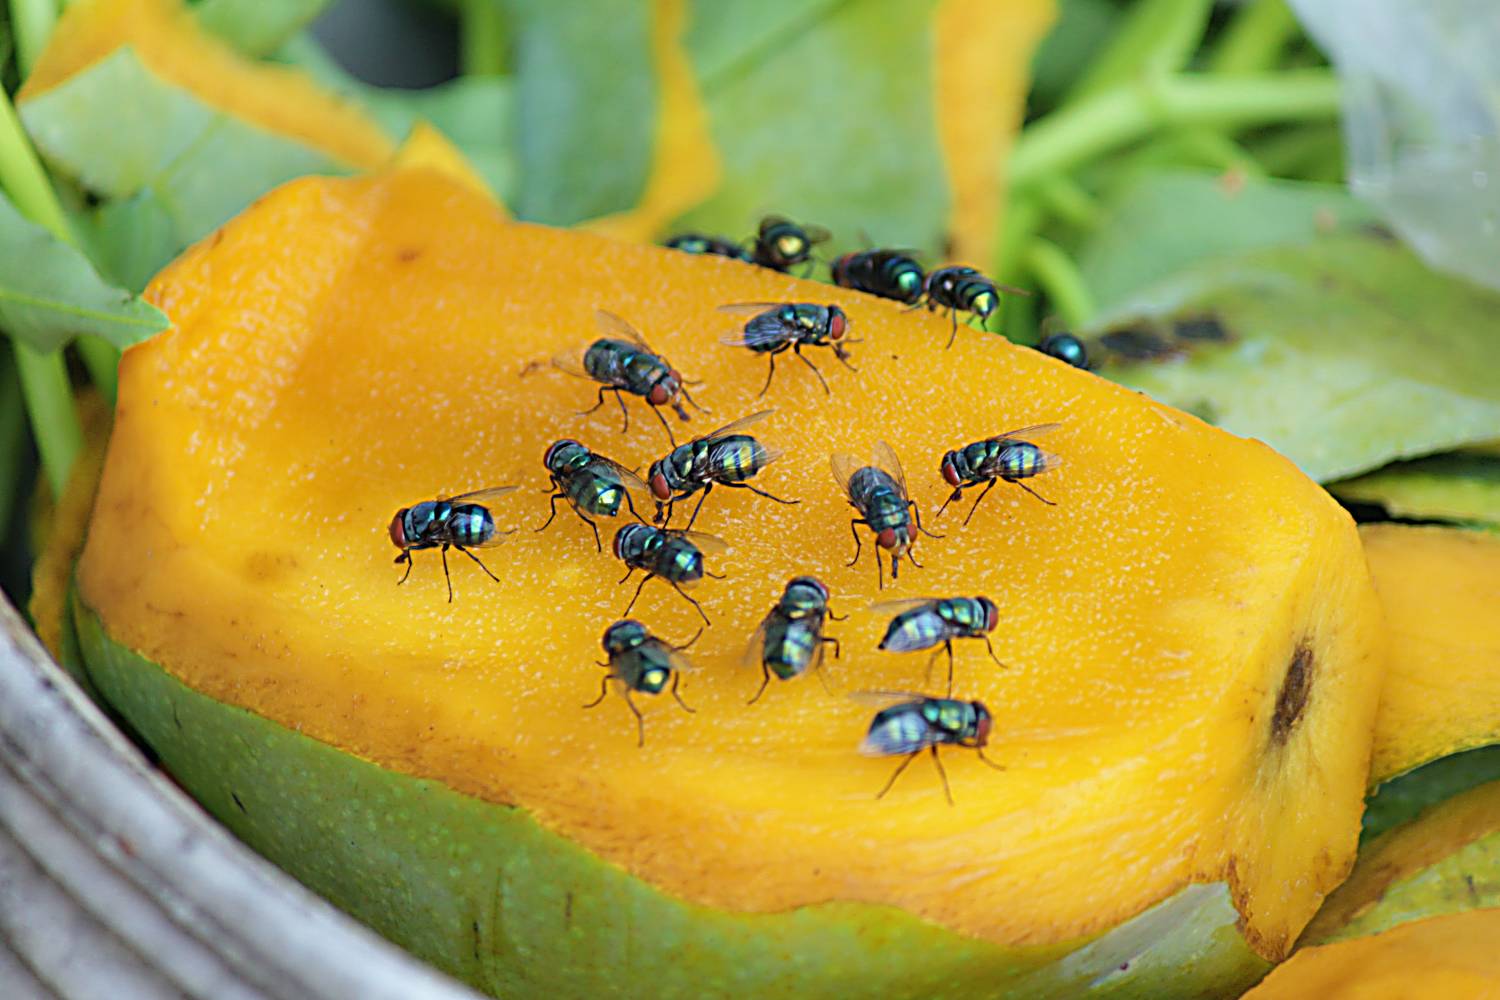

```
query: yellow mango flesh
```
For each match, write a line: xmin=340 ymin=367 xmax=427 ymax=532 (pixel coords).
xmin=77 ymin=166 xmax=1383 ymax=958
xmin=1363 ymin=526 xmax=1500 ymax=784
xmin=1243 ymin=908 xmax=1500 ymax=998
xmin=20 ymin=0 xmax=393 ymax=169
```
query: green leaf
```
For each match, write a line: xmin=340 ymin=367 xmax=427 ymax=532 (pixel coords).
xmin=1079 ymin=171 xmax=1379 ymax=315
xmin=192 ymin=0 xmax=332 ymax=58
xmin=503 ymin=0 xmax=655 ymax=224
xmin=22 ymin=47 xmax=351 ymax=289
xmin=1085 ymin=233 xmax=1500 ymax=483
xmin=278 ymin=35 xmax=515 ymax=204
xmin=1029 ymin=0 xmax=1121 ymax=111
xmin=677 ymin=0 xmax=949 ymax=257
xmin=1362 ymin=747 xmax=1500 ymax=844
xmin=1331 ymin=454 xmax=1500 ymax=529
xmin=0 ymin=191 xmax=168 ymax=353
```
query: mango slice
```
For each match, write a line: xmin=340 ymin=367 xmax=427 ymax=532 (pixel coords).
xmin=1243 ymin=908 xmax=1500 ymax=998
xmin=75 ymin=165 xmax=1383 ymax=993
xmin=1363 ymin=525 xmax=1500 ymax=784
xmin=1303 ymin=778 xmax=1500 ymax=946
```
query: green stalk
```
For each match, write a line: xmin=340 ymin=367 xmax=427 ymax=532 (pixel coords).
xmin=1035 ymin=176 xmax=1101 ymax=231
xmin=10 ymin=0 xmax=56 ymax=78
xmin=0 ymin=68 xmax=93 ymax=489
xmin=994 ymin=195 xmax=1044 ymax=285
xmin=460 ymin=0 xmax=508 ymax=77
xmin=1009 ymin=70 xmax=1342 ymax=192
xmin=1210 ymin=0 xmax=1300 ymax=75
xmin=1023 ymin=238 xmax=1096 ymax=330
xmin=12 ymin=341 xmax=79 ymax=498
xmin=1068 ymin=0 xmax=1214 ymax=100
xmin=0 ymin=345 xmax=27 ymax=532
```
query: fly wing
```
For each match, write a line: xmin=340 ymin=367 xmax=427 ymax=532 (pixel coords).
xmin=695 ymin=409 xmax=775 ymax=444
xmin=867 ymin=598 xmax=940 ymax=616
xmin=595 ymin=309 xmax=658 ymax=354
xmin=717 ymin=302 xmax=789 ymax=316
xmin=871 ymin=439 xmax=910 ymax=498
xmin=587 ymin=453 xmax=652 ymax=496
xmin=443 ymin=485 xmax=519 ymax=504
xmin=550 ymin=345 xmax=592 ymax=379
xmin=829 ymin=451 xmax=863 ymax=500
xmin=741 ymin=614 xmax=772 ymax=671
xmin=989 ymin=422 xmax=1062 ymax=443
xmin=670 ymin=529 xmax=731 ymax=556
xmin=802 ymin=223 xmax=832 ymax=246
xmin=855 ymin=695 xmax=936 ymax=757
xmin=721 ymin=311 xmax=790 ymax=350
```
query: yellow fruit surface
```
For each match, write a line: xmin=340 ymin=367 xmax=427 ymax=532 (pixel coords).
xmin=77 ymin=165 xmax=1383 ymax=958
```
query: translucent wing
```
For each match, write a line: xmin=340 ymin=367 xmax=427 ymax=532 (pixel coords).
xmin=651 ymin=640 xmax=699 ymax=675
xmin=849 ymin=689 xmax=930 ymax=706
xmin=721 ymin=311 xmax=791 ymax=350
xmin=586 ymin=453 xmax=652 ymax=496
xmin=988 ymin=422 xmax=1062 ymax=443
xmin=444 ymin=485 xmax=519 ymax=504
xmin=871 ymin=439 xmax=909 ymax=497
xmin=741 ymin=614 xmax=773 ymax=671
xmin=594 ymin=309 xmax=658 ymax=354
xmin=550 ymin=345 xmax=592 ymax=379
xmin=855 ymin=694 xmax=937 ymax=757
xmin=668 ymin=529 xmax=731 ymax=556
xmin=717 ymin=302 xmax=789 ymax=316
xmin=867 ymin=598 xmax=940 ymax=616
xmin=803 ymin=224 xmax=832 ymax=246
xmin=693 ymin=409 xmax=774 ymax=444
xmin=829 ymin=452 xmax=863 ymax=499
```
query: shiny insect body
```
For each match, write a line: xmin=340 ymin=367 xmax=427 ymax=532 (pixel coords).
xmin=612 ymin=523 xmax=727 ymax=626
xmin=585 ymin=619 xmax=698 ymax=747
xmin=537 ymin=439 xmax=650 ymax=552
xmin=388 ymin=486 xmax=517 ymax=602
xmin=1038 ymin=332 xmax=1090 ymax=370
xmin=874 ymin=597 xmax=1006 ymax=691
xmin=551 ymin=310 xmax=705 ymax=445
xmin=860 ymin=695 xmax=1004 ymax=805
xmin=938 ymin=423 xmax=1062 ymax=524
xmin=745 ymin=576 xmax=845 ymax=704
xmin=719 ymin=302 xmax=856 ymax=396
xmin=663 ymin=233 xmax=752 ymax=262
xmin=751 ymin=215 xmax=829 ymax=273
xmin=830 ymin=441 xmax=942 ymax=589
xmin=831 ymin=249 xmax=925 ymax=305
xmin=921 ymin=266 xmax=1024 ymax=348
xmin=647 ymin=409 xmax=798 ymax=529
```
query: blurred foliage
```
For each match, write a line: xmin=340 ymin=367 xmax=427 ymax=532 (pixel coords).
xmin=1331 ymin=454 xmax=1500 ymax=531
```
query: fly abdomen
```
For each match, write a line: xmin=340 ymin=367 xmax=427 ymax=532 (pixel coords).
xmin=881 ymin=609 xmax=948 ymax=653
xmin=584 ymin=339 xmax=631 ymax=384
xmin=570 ymin=472 xmax=624 ymax=517
xmin=706 ymin=436 xmax=767 ymax=484
xmin=765 ymin=620 xmax=818 ymax=679
xmin=448 ymin=504 xmax=496 ymax=548
xmin=998 ymin=441 xmax=1045 ymax=480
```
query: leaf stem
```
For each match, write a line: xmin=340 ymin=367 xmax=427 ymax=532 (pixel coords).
xmin=460 ymin=0 xmax=507 ymax=77
xmin=1009 ymin=70 xmax=1342 ymax=191
xmin=10 ymin=0 xmax=57 ymax=78
xmin=1209 ymin=0 xmax=1300 ymax=75
xmin=0 ymin=346 xmax=26 ymax=532
xmin=13 ymin=341 xmax=80 ymax=498
xmin=1035 ymin=176 xmax=1101 ymax=231
xmin=1067 ymin=0 xmax=1214 ymax=101
xmin=1023 ymin=237 xmax=1096 ymax=329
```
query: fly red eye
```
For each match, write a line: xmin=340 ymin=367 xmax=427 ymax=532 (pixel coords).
xmin=985 ymin=603 xmax=999 ymax=632
xmin=650 ymin=472 xmax=671 ymax=501
xmin=877 ymin=527 xmax=898 ymax=549
xmin=975 ymin=715 xmax=992 ymax=747
xmin=648 ymin=383 xmax=671 ymax=406
xmin=388 ymin=512 xmax=407 ymax=549
xmin=829 ymin=311 xmax=846 ymax=340
xmin=941 ymin=460 xmax=961 ymax=487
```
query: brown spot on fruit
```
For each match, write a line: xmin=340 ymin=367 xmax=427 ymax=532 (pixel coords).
xmin=397 ymin=247 xmax=421 ymax=263
xmin=1272 ymin=645 xmax=1314 ymax=746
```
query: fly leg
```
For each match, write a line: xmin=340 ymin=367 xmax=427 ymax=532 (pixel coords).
xmin=670 ymin=671 xmax=695 ymax=714
xmin=963 ymin=479 xmax=999 ymax=526
xmin=623 ymin=689 xmax=646 ymax=748
xmin=682 ymin=485 xmax=712 ymax=531
xmin=679 ymin=384 xmax=710 ymax=416
xmin=944 ymin=640 xmax=955 ymax=696
xmin=440 ymin=544 xmax=454 ymax=602
xmin=909 ymin=500 xmax=945 ymax=539
xmin=394 ymin=551 xmax=413 ymax=585
xmin=536 ymin=486 xmax=565 ymax=532
xmin=930 ymin=745 xmax=954 ymax=806
xmin=976 ymin=747 xmax=1006 ymax=771
xmin=935 ymin=486 xmax=967 ymax=521
xmin=724 ymin=481 xmax=799 ymax=509
xmin=671 ymin=582 xmax=712 ymax=626
xmin=875 ymin=751 xmax=921 ymax=800
xmin=620 ymin=491 xmax=650 ymax=525
xmin=582 ymin=674 xmax=612 ymax=709
xmin=648 ymin=403 xmax=679 ymax=447
xmin=1012 ymin=479 xmax=1057 ymax=506
xmin=747 ymin=663 xmax=773 ymax=706
xmin=622 ymin=572 xmax=652 ymax=617
xmin=755 ymin=345 xmax=789 ymax=398
xmin=572 ymin=508 xmax=603 ymax=553
xmin=846 ymin=518 xmax=868 ymax=568
xmin=945 ymin=309 xmax=959 ymax=350
xmin=456 ymin=545 xmax=501 ymax=589
xmin=792 ymin=343 xmax=831 ymax=395
xmin=981 ymin=635 xmax=1009 ymax=670
xmin=672 ymin=628 xmax=704 ymax=651
xmin=832 ymin=343 xmax=859 ymax=373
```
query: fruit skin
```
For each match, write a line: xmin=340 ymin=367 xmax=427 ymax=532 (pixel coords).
xmin=1241 ymin=908 xmax=1500 ymax=999
xmin=74 ymin=597 xmax=1270 ymax=1000
xmin=73 ymin=165 xmax=1383 ymax=993
xmin=1362 ymin=525 xmax=1500 ymax=784
xmin=1303 ymin=778 xmax=1500 ymax=947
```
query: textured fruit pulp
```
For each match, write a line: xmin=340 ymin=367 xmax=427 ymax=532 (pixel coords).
xmin=79 ymin=169 xmax=1381 ymax=953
